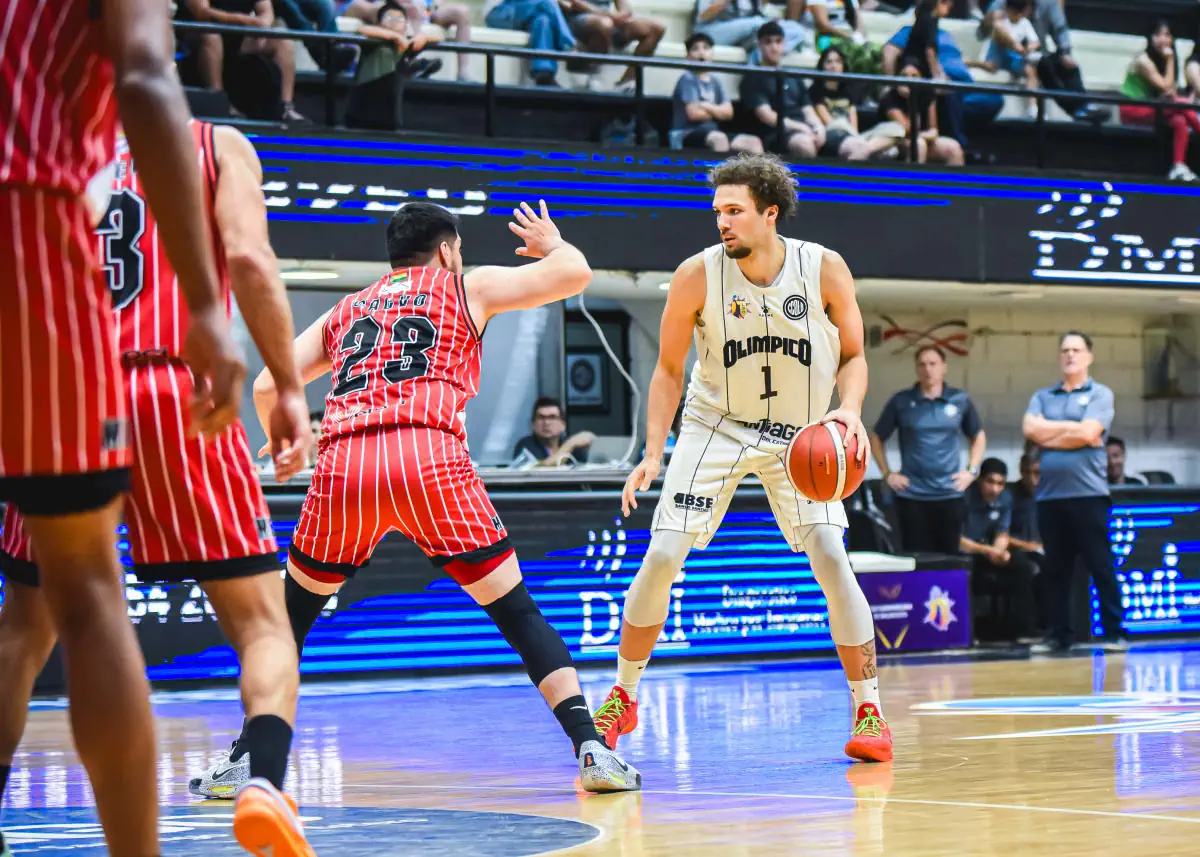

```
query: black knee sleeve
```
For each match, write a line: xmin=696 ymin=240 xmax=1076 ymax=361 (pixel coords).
xmin=483 ymin=582 xmax=573 ymax=686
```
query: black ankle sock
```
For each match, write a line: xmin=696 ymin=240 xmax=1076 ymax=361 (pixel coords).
xmin=244 ymin=714 xmax=293 ymax=790
xmin=0 ymin=763 xmax=10 ymax=798
xmin=230 ymin=719 xmax=251 ymax=761
xmin=285 ymin=573 xmax=333 ymax=657
xmin=553 ymin=695 xmax=602 ymax=755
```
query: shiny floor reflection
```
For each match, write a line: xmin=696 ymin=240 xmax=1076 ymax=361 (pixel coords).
xmin=8 ymin=644 xmax=1200 ymax=855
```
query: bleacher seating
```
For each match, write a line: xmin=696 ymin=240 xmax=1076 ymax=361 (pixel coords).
xmin=297 ymin=3 xmax=1195 ymax=126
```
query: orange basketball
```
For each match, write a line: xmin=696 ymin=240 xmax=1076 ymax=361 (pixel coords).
xmin=785 ymin=421 xmax=867 ymax=503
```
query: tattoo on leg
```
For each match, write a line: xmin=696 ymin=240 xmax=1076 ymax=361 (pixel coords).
xmin=861 ymin=640 xmax=877 ymax=679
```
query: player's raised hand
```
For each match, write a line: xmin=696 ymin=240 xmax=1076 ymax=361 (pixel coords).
xmin=268 ymin=390 xmax=315 ymax=483
xmin=509 ymin=199 xmax=565 ymax=259
xmin=819 ymin=407 xmax=869 ymax=465
xmin=183 ymin=303 xmax=247 ymax=437
xmin=622 ymin=456 xmax=661 ymax=517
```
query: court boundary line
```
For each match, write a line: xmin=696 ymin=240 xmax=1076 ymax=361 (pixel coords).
xmin=338 ymin=783 xmax=1200 ymax=825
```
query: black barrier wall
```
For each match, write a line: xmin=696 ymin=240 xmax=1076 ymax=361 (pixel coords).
xmin=255 ymin=131 xmax=1200 ymax=288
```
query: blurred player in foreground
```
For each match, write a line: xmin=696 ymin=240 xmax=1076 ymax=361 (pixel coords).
xmin=0 ymin=1 xmax=245 ymax=854
xmin=0 ymin=121 xmax=315 ymax=857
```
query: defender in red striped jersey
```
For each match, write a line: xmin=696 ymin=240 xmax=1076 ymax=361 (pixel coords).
xmin=199 ymin=202 xmax=641 ymax=795
xmin=0 ymin=2 xmax=248 ymax=855
xmin=0 ymin=119 xmax=317 ymax=857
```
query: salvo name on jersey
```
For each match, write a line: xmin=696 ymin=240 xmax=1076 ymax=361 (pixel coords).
xmin=722 ymin=334 xmax=812 ymax=370
xmin=352 ymin=294 xmax=429 ymax=312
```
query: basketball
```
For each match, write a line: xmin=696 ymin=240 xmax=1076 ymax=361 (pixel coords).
xmin=785 ymin=421 xmax=867 ymax=503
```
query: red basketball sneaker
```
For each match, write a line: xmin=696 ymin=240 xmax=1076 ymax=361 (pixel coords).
xmin=844 ymin=702 xmax=893 ymax=763
xmin=593 ymin=687 xmax=639 ymax=749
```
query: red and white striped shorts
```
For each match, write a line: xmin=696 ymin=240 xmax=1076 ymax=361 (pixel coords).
xmin=0 ymin=363 xmax=278 ymax=584
xmin=288 ymin=426 xmax=509 ymax=584
xmin=0 ymin=187 xmax=130 ymax=513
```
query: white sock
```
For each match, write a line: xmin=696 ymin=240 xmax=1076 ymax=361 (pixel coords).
xmin=615 ymin=655 xmax=650 ymax=701
xmin=848 ymin=678 xmax=882 ymax=717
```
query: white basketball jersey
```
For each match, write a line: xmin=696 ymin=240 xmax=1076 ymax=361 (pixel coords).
xmin=684 ymin=238 xmax=841 ymax=434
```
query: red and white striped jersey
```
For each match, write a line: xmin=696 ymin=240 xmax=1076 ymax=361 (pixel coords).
xmin=105 ymin=120 xmax=230 ymax=356
xmin=0 ymin=0 xmax=117 ymax=197
xmin=320 ymin=267 xmax=482 ymax=442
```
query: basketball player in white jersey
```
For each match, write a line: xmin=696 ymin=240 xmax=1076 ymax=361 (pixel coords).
xmin=592 ymin=153 xmax=891 ymax=763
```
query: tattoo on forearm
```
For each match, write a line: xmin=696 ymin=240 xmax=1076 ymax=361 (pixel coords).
xmin=861 ymin=640 xmax=877 ymax=679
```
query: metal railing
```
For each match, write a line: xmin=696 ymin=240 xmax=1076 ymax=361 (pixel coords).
xmin=173 ymin=19 xmax=1198 ymax=170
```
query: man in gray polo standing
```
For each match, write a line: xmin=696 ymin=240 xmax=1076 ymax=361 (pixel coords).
xmin=1023 ymin=330 xmax=1125 ymax=654
xmin=870 ymin=345 xmax=987 ymax=554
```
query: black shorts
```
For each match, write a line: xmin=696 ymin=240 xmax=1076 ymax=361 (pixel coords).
xmin=681 ymin=123 xmax=720 ymax=148
xmin=820 ymin=128 xmax=853 ymax=156
xmin=566 ymin=12 xmax=634 ymax=49
xmin=0 ymin=469 xmax=130 ymax=517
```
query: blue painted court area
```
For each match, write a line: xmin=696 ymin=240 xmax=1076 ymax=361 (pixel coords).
xmin=1 ymin=806 xmax=598 ymax=856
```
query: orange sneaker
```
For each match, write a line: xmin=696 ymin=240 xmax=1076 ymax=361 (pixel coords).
xmin=844 ymin=702 xmax=893 ymax=763
xmin=233 ymin=777 xmax=317 ymax=857
xmin=593 ymin=686 xmax=639 ymax=749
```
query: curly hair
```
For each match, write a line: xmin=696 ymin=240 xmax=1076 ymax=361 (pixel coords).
xmin=707 ymin=153 xmax=799 ymax=219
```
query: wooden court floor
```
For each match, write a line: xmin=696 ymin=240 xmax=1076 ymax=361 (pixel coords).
xmin=5 ymin=645 xmax=1200 ymax=855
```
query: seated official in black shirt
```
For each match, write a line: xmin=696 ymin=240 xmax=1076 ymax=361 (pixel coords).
xmin=1106 ymin=436 xmax=1145 ymax=486
xmin=1009 ymin=451 xmax=1048 ymax=636
xmin=961 ymin=458 xmax=1037 ymax=643
xmin=512 ymin=397 xmax=594 ymax=467
xmin=739 ymin=21 xmax=826 ymax=157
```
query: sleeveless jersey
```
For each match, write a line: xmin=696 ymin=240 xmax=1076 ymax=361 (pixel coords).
xmin=320 ymin=267 xmax=482 ymax=442
xmin=105 ymin=121 xmax=229 ymax=355
xmin=684 ymin=238 xmax=842 ymax=432
xmin=0 ymin=0 xmax=118 ymax=196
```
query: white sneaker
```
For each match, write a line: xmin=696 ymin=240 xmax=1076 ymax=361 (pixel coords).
xmin=1168 ymin=163 xmax=1198 ymax=182
xmin=189 ymin=742 xmax=250 ymax=799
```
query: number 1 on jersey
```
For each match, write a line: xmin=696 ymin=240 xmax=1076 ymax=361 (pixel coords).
xmin=760 ymin=365 xmax=778 ymax=400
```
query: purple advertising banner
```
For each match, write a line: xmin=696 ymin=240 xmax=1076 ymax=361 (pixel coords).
xmin=856 ymin=569 xmax=973 ymax=652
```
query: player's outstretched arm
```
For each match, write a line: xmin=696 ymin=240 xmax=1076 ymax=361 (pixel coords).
xmin=214 ymin=125 xmax=313 ymax=481
xmin=621 ymin=253 xmax=705 ymax=517
xmin=463 ymin=200 xmax=592 ymax=328
xmin=817 ymin=249 xmax=869 ymax=463
xmin=99 ymin=0 xmax=246 ymax=436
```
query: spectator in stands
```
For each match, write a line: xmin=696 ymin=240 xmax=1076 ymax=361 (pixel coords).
xmin=978 ymin=0 xmax=1107 ymax=123
xmin=883 ymin=20 xmax=1003 ymax=150
xmin=1024 ymin=330 xmax=1125 ymax=654
xmin=512 ymin=397 xmax=595 ymax=466
xmin=899 ymin=0 xmax=953 ymax=80
xmin=1106 ymin=436 xmax=1144 ymax=486
xmin=739 ymin=23 xmax=826 ymax=156
xmin=672 ymin=34 xmax=764 ymax=153
xmin=961 ymin=458 xmax=1038 ymax=643
xmin=272 ymin=0 xmax=358 ymax=72
xmin=562 ymin=0 xmax=666 ymax=91
xmin=876 ymin=60 xmax=965 ymax=164
xmin=1120 ymin=21 xmax=1200 ymax=182
xmin=792 ymin=0 xmax=882 ymax=74
xmin=178 ymin=0 xmax=306 ymax=121
xmin=971 ymin=0 xmax=1040 ymax=115
xmin=345 ymin=0 xmax=474 ymax=79
xmin=693 ymin=0 xmax=812 ymax=65
xmin=870 ymin=344 xmax=986 ymax=555
xmin=484 ymin=0 xmax=578 ymax=86
xmin=809 ymin=46 xmax=896 ymax=159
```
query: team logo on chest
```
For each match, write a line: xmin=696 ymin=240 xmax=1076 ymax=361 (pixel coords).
xmin=728 ymin=294 xmax=749 ymax=319
xmin=782 ymin=295 xmax=808 ymax=320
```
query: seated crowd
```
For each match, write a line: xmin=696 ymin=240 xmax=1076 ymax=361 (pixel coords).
xmin=174 ymin=0 xmax=1200 ymax=175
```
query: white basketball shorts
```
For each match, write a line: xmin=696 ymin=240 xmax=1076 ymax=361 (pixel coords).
xmin=651 ymin=414 xmax=848 ymax=550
